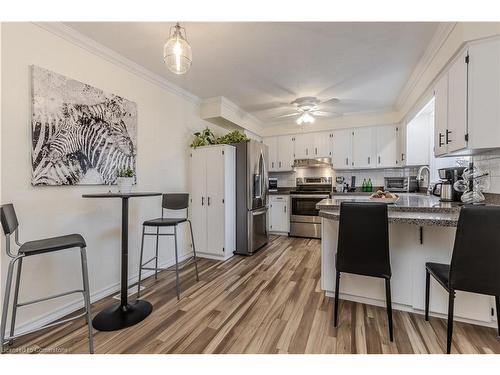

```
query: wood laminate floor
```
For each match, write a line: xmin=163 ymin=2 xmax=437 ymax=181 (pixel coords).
xmin=6 ymin=236 xmax=500 ymax=354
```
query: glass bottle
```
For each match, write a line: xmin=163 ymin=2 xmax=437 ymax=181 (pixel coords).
xmin=362 ymin=178 xmax=367 ymax=192
xmin=368 ymin=178 xmax=373 ymax=192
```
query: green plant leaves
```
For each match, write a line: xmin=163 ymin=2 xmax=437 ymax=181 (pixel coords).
xmin=189 ymin=127 xmax=249 ymax=148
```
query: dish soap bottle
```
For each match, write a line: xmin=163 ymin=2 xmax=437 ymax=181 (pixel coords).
xmin=362 ymin=178 xmax=367 ymax=192
xmin=367 ymin=178 xmax=373 ymax=192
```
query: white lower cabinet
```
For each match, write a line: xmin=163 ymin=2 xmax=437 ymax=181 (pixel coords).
xmin=190 ymin=145 xmax=236 ymax=261
xmin=269 ymin=195 xmax=290 ymax=234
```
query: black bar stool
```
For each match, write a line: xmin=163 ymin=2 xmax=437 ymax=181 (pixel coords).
xmin=333 ymin=202 xmax=393 ymax=341
xmin=425 ymin=205 xmax=500 ymax=354
xmin=137 ymin=193 xmax=199 ymax=300
xmin=0 ymin=204 xmax=93 ymax=353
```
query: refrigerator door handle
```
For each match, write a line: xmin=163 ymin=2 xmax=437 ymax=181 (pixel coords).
xmin=252 ymin=207 xmax=267 ymax=216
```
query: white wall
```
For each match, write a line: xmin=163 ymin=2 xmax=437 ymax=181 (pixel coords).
xmin=0 ymin=22 xmax=228 ymax=333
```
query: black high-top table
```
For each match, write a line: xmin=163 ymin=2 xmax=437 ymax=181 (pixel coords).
xmin=82 ymin=192 xmax=162 ymax=331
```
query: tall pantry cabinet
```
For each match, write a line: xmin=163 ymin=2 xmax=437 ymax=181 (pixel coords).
xmin=190 ymin=144 xmax=236 ymax=261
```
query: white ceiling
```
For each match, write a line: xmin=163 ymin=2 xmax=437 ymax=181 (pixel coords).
xmin=64 ymin=22 xmax=440 ymax=127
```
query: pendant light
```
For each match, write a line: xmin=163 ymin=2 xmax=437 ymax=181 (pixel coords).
xmin=163 ymin=22 xmax=192 ymax=75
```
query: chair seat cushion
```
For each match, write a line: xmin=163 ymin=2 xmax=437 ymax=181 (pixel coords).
xmin=19 ymin=234 xmax=86 ymax=256
xmin=426 ymin=262 xmax=451 ymax=290
xmin=143 ymin=218 xmax=187 ymax=227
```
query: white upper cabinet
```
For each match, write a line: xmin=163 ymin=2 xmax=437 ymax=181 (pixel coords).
xmin=263 ymin=135 xmax=294 ymax=171
xmin=332 ymin=128 xmax=352 ymax=169
xmin=375 ymin=125 xmax=399 ymax=168
xmin=294 ymin=133 xmax=313 ymax=159
xmin=399 ymin=121 xmax=407 ymax=166
xmin=351 ymin=127 xmax=375 ymax=169
xmin=434 ymin=73 xmax=449 ymax=156
xmin=312 ymin=131 xmax=331 ymax=157
xmin=468 ymin=38 xmax=500 ymax=150
xmin=277 ymin=135 xmax=295 ymax=171
xmin=447 ymin=49 xmax=468 ymax=153
xmin=263 ymin=136 xmax=278 ymax=171
xmin=433 ymin=37 xmax=500 ymax=157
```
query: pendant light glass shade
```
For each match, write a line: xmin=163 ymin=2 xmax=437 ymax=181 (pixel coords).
xmin=163 ymin=23 xmax=192 ymax=75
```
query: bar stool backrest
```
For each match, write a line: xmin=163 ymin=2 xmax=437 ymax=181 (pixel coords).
xmin=449 ymin=205 xmax=500 ymax=296
xmin=337 ymin=202 xmax=391 ymax=278
xmin=161 ymin=193 xmax=189 ymax=219
xmin=0 ymin=203 xmax=19 ymax=236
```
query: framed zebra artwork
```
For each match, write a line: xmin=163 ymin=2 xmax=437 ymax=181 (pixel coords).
xmin=31 ymin=65 xmax=138 ymax=186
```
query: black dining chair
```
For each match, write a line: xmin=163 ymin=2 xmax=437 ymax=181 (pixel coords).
xmin=137 ymin=193 xmax=199 ymax=300
xmin=425 ymin=205 xmax=500 ymax=354
xmin=333 ymin=202 xmax=393 ymax=341
xmin=0 ymin=204 xmax=93 ymax=353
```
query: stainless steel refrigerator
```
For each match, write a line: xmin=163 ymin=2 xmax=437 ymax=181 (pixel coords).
xmin=232 ymin=140 xmax=269 ymax=255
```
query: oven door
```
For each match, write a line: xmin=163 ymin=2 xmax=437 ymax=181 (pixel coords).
xmin=290 ymin=194 xmax=329 ymax=223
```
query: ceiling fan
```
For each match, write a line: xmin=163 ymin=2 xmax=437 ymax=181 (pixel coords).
xmin=272 ymin=96 xmax=341 ymax=125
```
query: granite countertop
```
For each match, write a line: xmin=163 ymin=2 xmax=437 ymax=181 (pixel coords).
xmin=317 ymin=193 xmax=462 ymax=227
xmin=318 ymin=193 xmax=462 ymax=213
xmin=318 ymin=209 xmax=459 ymax=227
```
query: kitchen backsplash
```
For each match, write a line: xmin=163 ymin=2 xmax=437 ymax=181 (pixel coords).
xmin=270 ymin=167 xmax=419 ymax=188
xmin=472 ymin=150 xmax=500 ymax=194
xmin=335 ymin=168 xmax=420 ymax=188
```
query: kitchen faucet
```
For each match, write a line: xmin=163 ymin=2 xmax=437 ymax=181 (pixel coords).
xmin=417 ymin=165 xmax=431 ymax=195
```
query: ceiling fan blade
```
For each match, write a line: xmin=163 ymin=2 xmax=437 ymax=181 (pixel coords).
xmin=319 ymin=97 xmax=340 ymax=105
xmin=276 ymin=112 xmax=300 ymax=118
xmin=313 ymin=111 xmax=340 ymax=117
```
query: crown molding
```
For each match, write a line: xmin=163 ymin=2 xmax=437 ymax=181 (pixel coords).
xmin=33 ymin=22 xmax=201 ymax=105
xmin=395 ymin=22 xmax=457 ymax=111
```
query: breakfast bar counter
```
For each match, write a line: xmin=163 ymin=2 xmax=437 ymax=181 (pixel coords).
xmin=317 ymin=194 xmax=461 ymax=226
xmin=317 ymin=193 xmax=496 ymax=328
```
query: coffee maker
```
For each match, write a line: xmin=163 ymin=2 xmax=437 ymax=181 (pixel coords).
xmin=433 ymin=167 xmax=466 ymax=202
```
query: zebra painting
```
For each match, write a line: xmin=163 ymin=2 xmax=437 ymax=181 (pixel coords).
xmin=31 ymin=66 xmax=137 ymax=185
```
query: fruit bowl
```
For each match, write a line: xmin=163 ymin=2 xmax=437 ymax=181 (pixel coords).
xmin=369 ymin=190 xmax=399 ymax=204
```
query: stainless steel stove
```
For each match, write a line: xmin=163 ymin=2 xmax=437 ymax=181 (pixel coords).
xmin=289 ymin=177 xmax=332 ymax=239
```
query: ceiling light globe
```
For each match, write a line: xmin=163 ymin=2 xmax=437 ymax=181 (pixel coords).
xmin=164 ymin=24 xmax=192 ymax=75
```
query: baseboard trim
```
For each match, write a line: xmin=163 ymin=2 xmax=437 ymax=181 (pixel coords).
xmin=12 ymin=252 xmax=193 ymax=337
xmin=325 ymin=291 xmax=497 ymax=329
xmin=196 ymin=252 xmax=233 ymax=261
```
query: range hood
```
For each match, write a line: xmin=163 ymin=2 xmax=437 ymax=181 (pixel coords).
xmin=293 ymin=157 xmax=332 ymax=168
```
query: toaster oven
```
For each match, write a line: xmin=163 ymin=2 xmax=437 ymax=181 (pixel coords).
xmin=383 ymin=176 xmax=418 ymax=192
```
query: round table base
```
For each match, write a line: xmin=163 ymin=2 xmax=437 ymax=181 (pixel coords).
xmin=92 ymin=300 xmax=153 ymax=331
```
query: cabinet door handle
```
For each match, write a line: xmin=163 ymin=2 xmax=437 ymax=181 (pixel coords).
xmin=271 ymin=162 xmax=274 ymax=168
xmin=345 ymin=157 xmax=348 ymax=165
xmin=378 ymin=156 xmax=381 ymax=164
xmin=306 ymin=148 xmax=308 ymax=156
xmin=439 ymin=133 xmax=444 ymax=147
xmin=315 ymin=147 xmax=318 ymax=155
xmin=401 ymin=153 xmax=405 ymax=161
xmin=368 ymin=157 xmax=370 ymax=164
xmin=279 ymin=161 xmax=282 ymax=168
xmin=446 ymin=130 xmax=452 ymax=144
xmin=284 ymin=205 xmax=287 ymax=213
xmin=202 ymin=196 xmax=204 ymax=206
xmin=207 ymin=197 xmax=211 ymax=206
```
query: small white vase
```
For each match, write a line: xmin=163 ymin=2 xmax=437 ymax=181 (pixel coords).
xmin=116 ymin=177 xmax=133 ymax=193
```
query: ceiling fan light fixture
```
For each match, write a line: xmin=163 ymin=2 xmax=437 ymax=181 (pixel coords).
xmin=163 ymin=22 xmax=192 ymax=75
xmin=296 ymin=112 xmax=315 ymax=125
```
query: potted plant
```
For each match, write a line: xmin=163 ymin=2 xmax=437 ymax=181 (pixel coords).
xmin=116 ymin=168 xmax=134 ymax=193
xmin=216 ymin=130 xmax=249 ymax=144
xmin=190 ymin=127 xmax=217 ymax=148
